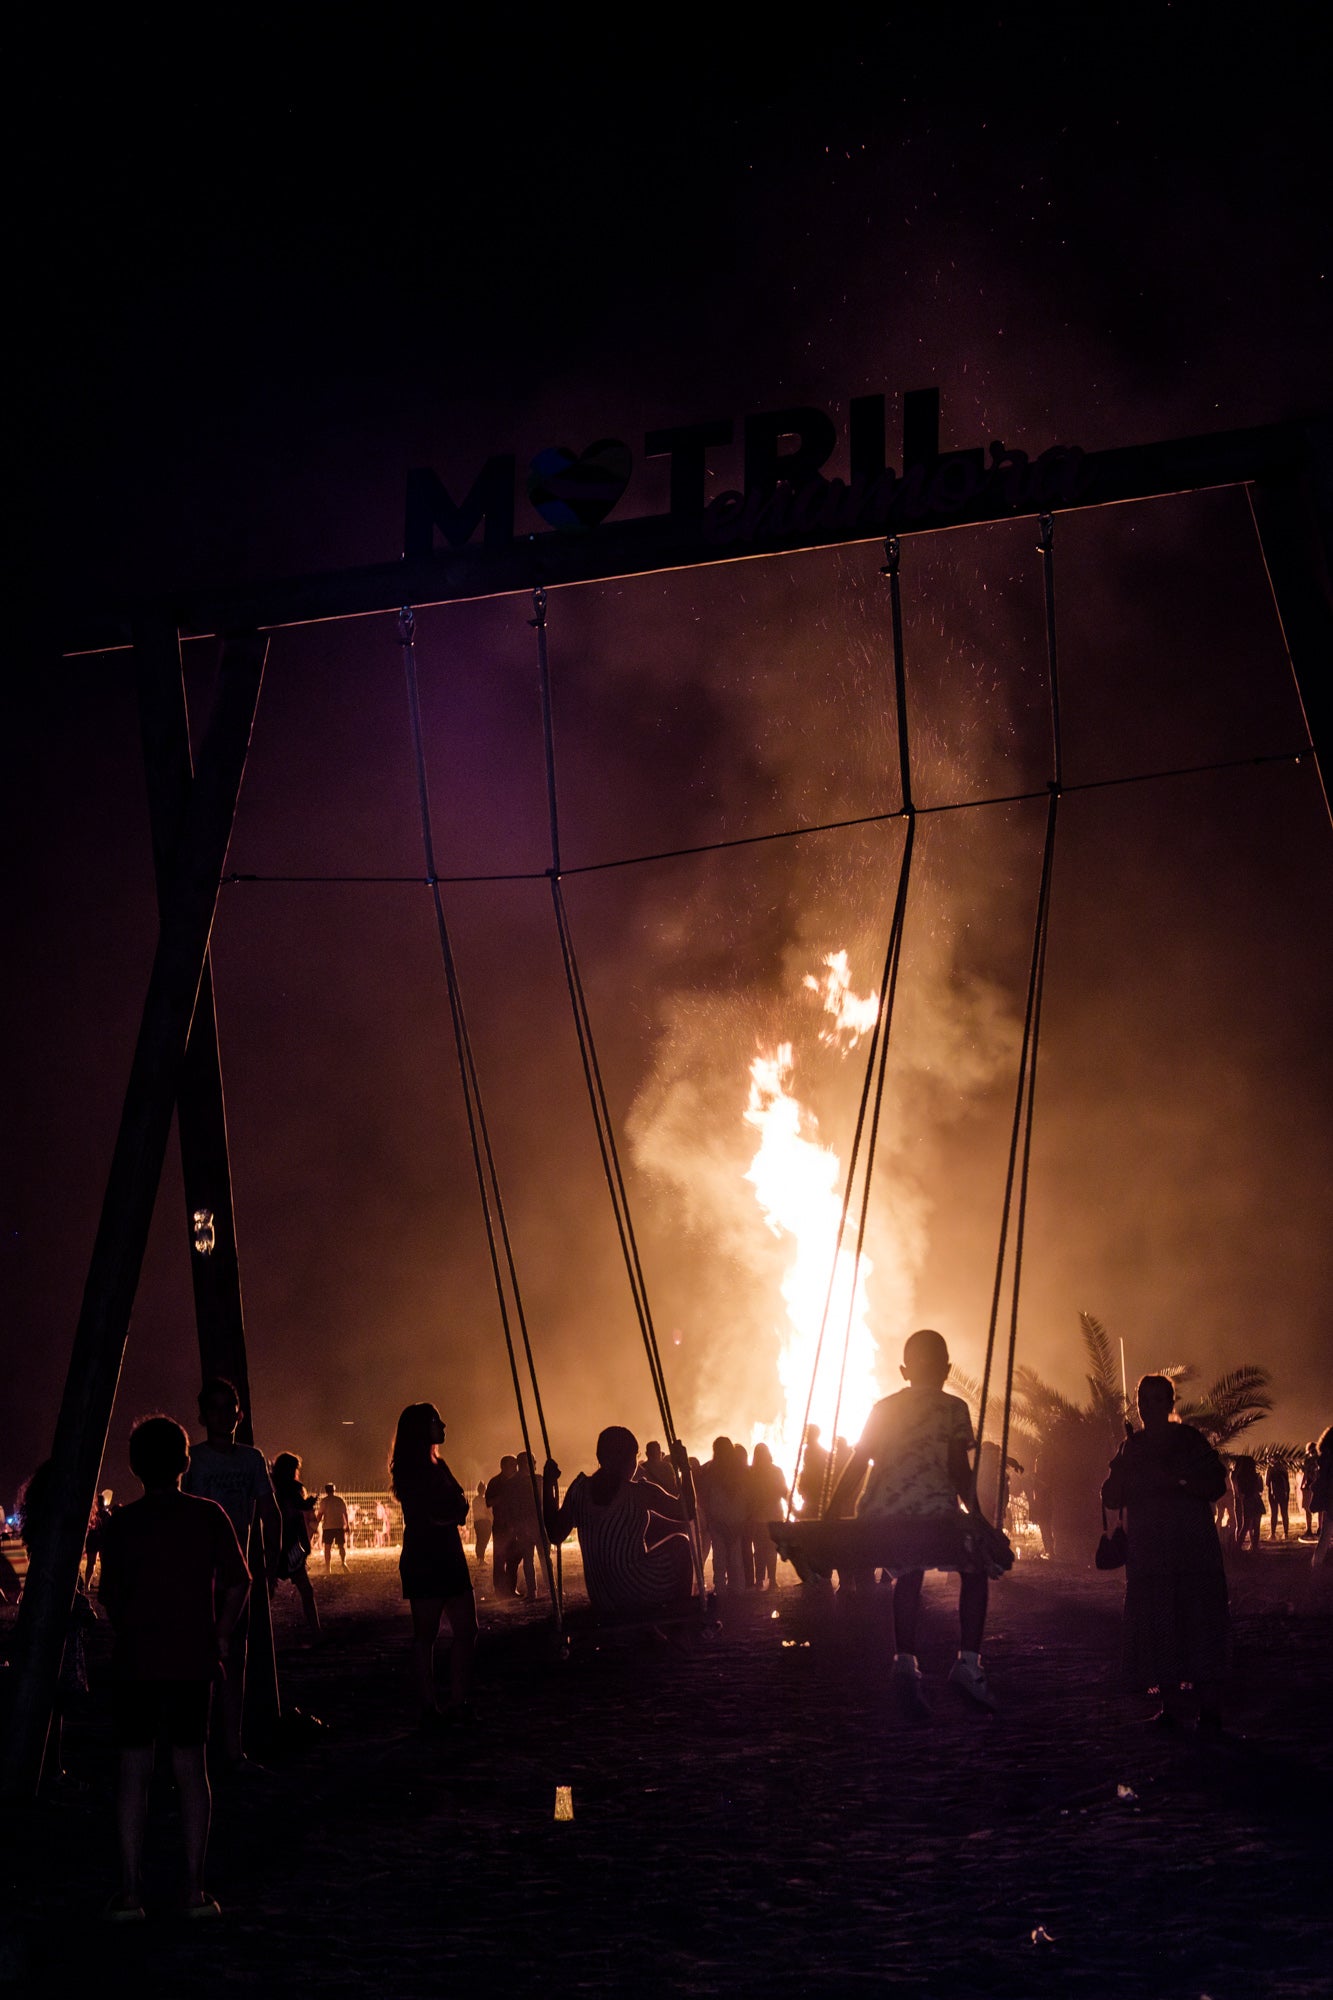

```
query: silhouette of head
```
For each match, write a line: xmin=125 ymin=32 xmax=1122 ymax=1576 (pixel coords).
xmin=130 ymin=1415 xmax=190 ymax=1487
xmin=500 ymin=1455 xmax=518 ymax=1475
xmin=753 ymin=1442 xmax=773 ymax=1468
xmin=901 ymin=1328 xmax=950 ymax=1387
xmin=1136 ymin=1373 xmax=1175 ymax=1423
xmin=595 ymin=1426 xmax=639 ymax=1477
xmin=198 ymin=1377 xmax=241 ymax=1432
xmin=272 ymin=1452 xmax=301 ymax=1484
xmin=389 ymin=1403 xmax=443 ymax=1494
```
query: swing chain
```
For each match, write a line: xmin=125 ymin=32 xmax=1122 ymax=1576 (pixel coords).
xmin=530 ymin=585 xmax=548 ymax=628
xmin=398 ymin=605 xmax=416 ymax=646
xmin=880 ymin=534 xmax=901 ymax=577
xmin=1037 ymin=513 xmax=1054 ymax=554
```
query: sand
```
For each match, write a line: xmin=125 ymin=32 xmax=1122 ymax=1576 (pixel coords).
xmin=2 ymin=1542 xmax=1329 ymax=1997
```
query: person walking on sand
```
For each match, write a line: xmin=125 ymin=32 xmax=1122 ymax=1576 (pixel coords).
xmin=1101 ymin=1374 xmax=1229 ymax=1732
xmin=98 ymin=1415 xmax=249 ymax=1920
xmin=316 ymin=1484 xmax=350 ymax=1571
xmin=390 ymin=1403 xmax=477 ymax=1728
xmin=829 ymin=1328 xmax=1000 ymax=1719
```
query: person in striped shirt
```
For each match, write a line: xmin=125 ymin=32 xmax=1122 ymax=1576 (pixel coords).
xmin=544 ymin=1427 xmax=692 ymax=1614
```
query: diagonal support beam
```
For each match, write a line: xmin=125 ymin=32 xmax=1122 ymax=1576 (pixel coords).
xmin=133 ymin=620 xmax=279 ymax=1747
xmin=134 ymin=622 xmax=257 ymax=1417
xmin=0 ymin=632 xmax=267 ymax=1803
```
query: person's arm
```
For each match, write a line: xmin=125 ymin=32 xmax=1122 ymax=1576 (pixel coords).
xmin=215 ymin=1581 xmax=250 ymax=1673
xmin=1101 ymin=1445 xmax=1128 ymax=1510
xmin=543 ymin=1460 xmax=574 ymax=1543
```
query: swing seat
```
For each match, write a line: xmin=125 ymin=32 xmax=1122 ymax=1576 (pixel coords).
xmin=562 ymin=1590 xmax=717 ymax=1652
xmin=770 ymin=1513 xmax=1013 ymax=1581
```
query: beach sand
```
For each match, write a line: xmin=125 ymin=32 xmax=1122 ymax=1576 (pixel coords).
xmin=2 ymin=1542 xmax=1329 ymax=1997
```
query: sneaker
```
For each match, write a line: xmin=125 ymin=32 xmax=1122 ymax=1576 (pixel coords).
xmin=948 ymin=1657 xmax=999 ymax=1712
xmin=892 ymin=1663 xmax=931 ymax=1722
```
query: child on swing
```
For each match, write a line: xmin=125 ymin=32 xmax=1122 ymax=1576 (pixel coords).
xmin=829 ymin=1327 xmax=998 ymax=1719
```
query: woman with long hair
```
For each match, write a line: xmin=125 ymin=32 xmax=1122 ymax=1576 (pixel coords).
xmin=389 ymin=1403 xmax=476 ymax=1727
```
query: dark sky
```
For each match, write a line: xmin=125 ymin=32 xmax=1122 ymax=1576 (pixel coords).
xmin=6 ymin=7 xmax=1332 ymax=1499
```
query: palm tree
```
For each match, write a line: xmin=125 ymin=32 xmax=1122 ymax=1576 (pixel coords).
xmin=1013 ymin=1310 xmax=1131 ymax=1458
xmin=1175 ymin=1367 xmax=1274 ymax=1449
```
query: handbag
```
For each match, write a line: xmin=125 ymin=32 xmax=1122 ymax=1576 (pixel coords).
xmin=1095 ymin=1506 xmax=1127 ymax=1570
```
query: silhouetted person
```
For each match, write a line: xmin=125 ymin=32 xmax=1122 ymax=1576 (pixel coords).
xmin=182 ymin=1377 xmax=281 ymax=1766
xmin=1231 ymin=1456 xmax=1264 ymax=1553
xmin=636 ymin=1440 xmax=679 ymax=1496
xmin=749 ymin=1442 xmax=788 ymax=1590
xmin=1299 ymin=1442 xmax=1321 ymax=1539
xmin=1312 ymin=1426 xmax=1333 ymax=1569
xmin=830 ymin=1328 xmax=997 ymax=1718
xmin=270 ymin=1453 xmax=321 ymax=1640
xmin=99 ymin=1415 xmax=249 ymax=1919
xmin=317 ymin=1484 xmax=350 ymax=1571
xmin=1265 ymin=1457 xmax=1290 ymax=1540
xmin=976 ymin=1440 xmax=1024 ymax=1529
xmin=390 ymin=1403 xmax=477 ymax=1727
xmin=696 ymin=1438 xmax=746 ymax=1590
xmin=508 ymin=1451 xmax=542 ymax=1600
xmin=544 ymin=1427 xmax=691 ymax=1615
xmin=83 ymin=1489 xmax=113 ymax=1589
xmin=470 ymin=1482 xmax=492 ymax=1566
xmin=1102 ymin=1375 xmax=1229 ymax=1732
xmin=796 ymin=1424 xmax=831 ymax=1519
xmin=17 ymin=1461 xmax=98 ymax=1790
xmin=734 ymin=1442 xmax=759 ymax=1586
xmin=485 ymin=1456 xmax=521 ymax=1596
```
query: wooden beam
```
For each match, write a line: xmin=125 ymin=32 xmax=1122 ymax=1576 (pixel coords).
xmin=0 ymin=632 xmax=267 ymax=1803
xmin=133 ymin=620 xmax=280 ymax=1747
xmin=1247 ymin=439 xmax=1333 ymax=828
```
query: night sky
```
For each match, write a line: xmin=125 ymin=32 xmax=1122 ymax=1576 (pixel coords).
xmin=7 ymin=8 xmax=1332 ymax=1502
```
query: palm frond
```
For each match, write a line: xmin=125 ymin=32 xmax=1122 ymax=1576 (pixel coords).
xmin=1079 ymin=1311 xmax=1120 ymax=1398
xmin=1012 ymin=1365 xmax=1088 ymax=1433
xmin=1178 ymin=1363 xmax=1273 ymax=1447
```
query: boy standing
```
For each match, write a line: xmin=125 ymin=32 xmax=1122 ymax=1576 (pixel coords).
xmin=182 ymin=1377 xmax=282 ymax=1763
xmin=98 ymin=1416 xmax=249 ymax=1919
xmin=830 ymin=1327 xmax=997 ymax=1719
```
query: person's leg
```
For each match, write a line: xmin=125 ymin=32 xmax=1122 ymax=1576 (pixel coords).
xmin=442 ymin=1591 xmax=478 ymax=1705
xmin=115 ymin=1745 xmax=155 ymax=1904
xmin=323 ymin=1533 xmax=332 ymax=1574
xmin=959 ymin=1572 xmax=989 ymax=1653
xmin=338 ymin=1531 xmax=348 ymax=1571
xmin=521 ymin=1545 xmax=536 ymax=1599
xmin=294 ymin=1564 xmax=321 ymax=1638
xmin=892 ymin=1570 xmax=924 ymax=1654
xmin=410 ymin=1598 xmax=444 ymax=1715
xmin=170 ymin=1743 xmax=213 ymax=1904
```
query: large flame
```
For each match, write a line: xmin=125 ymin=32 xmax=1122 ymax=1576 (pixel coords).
xmin=744 ymin=955 xmax=889 ymax=1485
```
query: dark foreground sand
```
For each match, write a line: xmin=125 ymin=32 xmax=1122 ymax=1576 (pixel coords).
xmin=2 ymin=1543 xmax=1329 ymax=1998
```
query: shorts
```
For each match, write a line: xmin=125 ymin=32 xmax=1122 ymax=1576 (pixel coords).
xmin=113 ymin=1679 xmax=213 ymax=1748
xmin=322 ymin=1530 xmax=344 ymax=1547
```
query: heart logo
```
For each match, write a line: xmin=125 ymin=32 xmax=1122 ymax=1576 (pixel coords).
xmin=527 ymin=439 xmax=632 ymax=531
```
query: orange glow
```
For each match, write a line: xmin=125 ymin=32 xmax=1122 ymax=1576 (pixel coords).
xmin=744 ymin=954 xmax=892 ymax=1482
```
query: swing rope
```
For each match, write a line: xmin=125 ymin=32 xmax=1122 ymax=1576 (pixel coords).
xmin=530 ymin=586 xmax=709 ymax=1599
xmin=397 ymin=607 xmax=563 ymax=1628
xmin=971 ymin=514 xmax=1063 ymax=1521
xmin=786 ymin=535 xmax=918 ymax=1521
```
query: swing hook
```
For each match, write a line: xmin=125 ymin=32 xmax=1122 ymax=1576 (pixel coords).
xmin=1036 ymin=514 xmax=1054 ymax=554
xmin=530 ymin=585 xmax=548 ymax=629
xmin=880 ymin=535 xmax=901 ymax=578
xmin=398 ymin=605 xmax=416 ymax=646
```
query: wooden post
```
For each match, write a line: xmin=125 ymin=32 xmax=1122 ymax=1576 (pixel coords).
xmin=133 ymin=621 xmax=279 ymax=1747
xmin=0 ymin=632 xmax=267 ymax=1803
